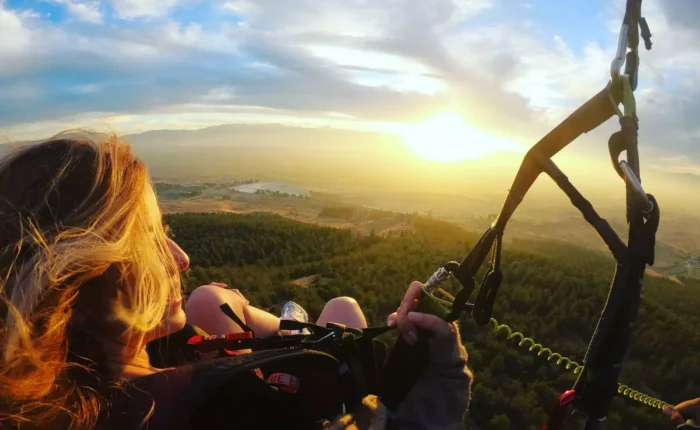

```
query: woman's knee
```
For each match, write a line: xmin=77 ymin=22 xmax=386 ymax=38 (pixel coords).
xmin=324 ymin=296 xmax=360 ymax=311
xmin=187 ymin=284 xmax=240 ymax=310
xmin=318 ymin=296 xmax=367 ymax=329
xmin=186 ymin=285 xmax=248 ymax=333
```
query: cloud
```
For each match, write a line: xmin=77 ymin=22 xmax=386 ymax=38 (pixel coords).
xmin=0 ymin=0 xmax=698 ymax=175
xmin=47 ymin=0 xmax=102 ymax=23
xmin=0 ymin=4 xmax=32 ymax=56
xmin=651 ymin=155 xmax=700 ymax=176
xmin=657 ymin=0 xmax=700 ymax=33
xmin=109 ymin=0 xmax=188 ymax=19
xmin=217 ymin=0 xmax=545 ymax=140
xmin=1 ymin=0 xmax=514 ymax=129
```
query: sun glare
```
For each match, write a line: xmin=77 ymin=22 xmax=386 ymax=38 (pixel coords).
xmin=395 ymin=112 xmax=517 ymax=162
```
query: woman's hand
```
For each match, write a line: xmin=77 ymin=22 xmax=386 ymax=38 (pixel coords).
xmin=384 ymin=281 xmax=473 ymax=429
xmin=665 ymin=399 xmax=700 ymax=427
xmin=386 ymin=281 xmax=454 ymax=345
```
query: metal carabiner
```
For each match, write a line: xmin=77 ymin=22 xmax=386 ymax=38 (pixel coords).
xmin=618 ymin=160 xmax=653 ymax=214
xmin=678 ymin=420 xmax=700 ymax=429
xmin=610 ymin=23 xmax=629 ymax=81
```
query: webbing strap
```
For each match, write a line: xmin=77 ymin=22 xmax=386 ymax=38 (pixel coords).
xmin=219 ymin=303 xmax=255 ymax=335
xmin=607 ymin=75 xmax=636 ymax=119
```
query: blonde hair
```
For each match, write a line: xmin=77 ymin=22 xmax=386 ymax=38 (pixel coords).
xmin=0 ymin=132 xmax=178 ymax=429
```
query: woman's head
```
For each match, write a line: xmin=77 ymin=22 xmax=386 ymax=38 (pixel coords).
xmin=0 ymin=131 xmax=189 ymax=428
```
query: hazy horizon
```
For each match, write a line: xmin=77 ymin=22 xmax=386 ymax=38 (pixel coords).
xmin=1 ymin=0 xmax=698 ymax=218
xmin=3 ymin=120 xmax=699 ymax=219
xmin=1 ymin=0 xmax=699 ymax=175
xmin=119 ymin=122 xmax=700 ymax=217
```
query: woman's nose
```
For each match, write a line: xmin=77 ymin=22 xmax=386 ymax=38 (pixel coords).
xmin=167 ymin=238 xmax=190 ymax=272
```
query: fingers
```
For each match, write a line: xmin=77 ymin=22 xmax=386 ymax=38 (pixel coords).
xmin=400 ymin=281 xmax=425 ymax=313
xmin=663 ymin=406 xmax=686 ymax=426
xmin=407 ymin=312 xmax=452 ymax=337
xmin=230 ymin=288 xmax=250 ymax=306
xmin=390 ymin=281 xmax=454 ymax=344
xmin=210 ymin=282 xmax=228 ymax=288
xmin=676 ymin=398 xmax=700 ymax=416
xmin=665 ymin=399 xmax=700 ymax=426
xmin=396 ymin=281 xmax=424 ymax=345
xmin=387 ymin=312 xmax=397 ymax=327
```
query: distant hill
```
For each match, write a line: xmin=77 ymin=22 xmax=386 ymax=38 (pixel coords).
xmin=3 ymin=122 xmax=698 ymax=228
xmin=3 ymin=123 xmax=699 ymax=212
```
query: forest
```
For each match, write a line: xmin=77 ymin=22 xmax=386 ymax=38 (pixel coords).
xmin=318 ymin=206 xmax=405 ymax=221
xmin=165 ymin=211 xmax=700 ymax=430
xmin=154 ymin=183 xmax=204 ymax=199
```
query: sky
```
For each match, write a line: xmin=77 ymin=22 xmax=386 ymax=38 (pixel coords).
xmin=0 ymin=0 xmax=699 ymax=177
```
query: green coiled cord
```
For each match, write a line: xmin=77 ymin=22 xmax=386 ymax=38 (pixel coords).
xmin=488 ymin=317 xmax=672 ymax=412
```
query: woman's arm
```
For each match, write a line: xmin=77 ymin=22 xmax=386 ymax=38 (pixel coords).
xmin=392 ymin=319 xmax=472 ymax=429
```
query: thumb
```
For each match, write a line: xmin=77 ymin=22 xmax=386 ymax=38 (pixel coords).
xmin=210 ymin=282 xmax=228 ymax=288
xmin=386 ymin=312 xmax=398 ymax=328
xmin=407 ymin=312 xmax=452 ymax=337
xmin=665 ymin=406 xmax=693 ymax=427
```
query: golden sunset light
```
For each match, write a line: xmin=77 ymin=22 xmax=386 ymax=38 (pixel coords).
xmin=392 ymin=112 xmax=519 ymax=162
xmin=2 ymin=2 xmax=700 ymax=429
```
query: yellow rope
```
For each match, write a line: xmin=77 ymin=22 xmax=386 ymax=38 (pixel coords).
xmin=488 ymin=317 xmax=672 ymax=411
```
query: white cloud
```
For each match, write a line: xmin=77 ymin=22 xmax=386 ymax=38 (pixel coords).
xmin=161 ymin=21 xmax=205 ymax=46
xmin=452 ymin=0 xmax=494 ymax=18
xmin=353 ymin=72 xmax=446 ymax=95
xmin=157 ymin=21 xmax=240 ymax=52
xmin=305 ymin=46 xmax=432 ymax=75
xmin=0 ymin=4 xmax=31 ymax=55
xmin=0 ymin=0 xmax=698 ymax=171
xmin=48 ymin=0 xmax=101 ymax=23
xmin=223 ymin=0 xmax=495 ymax=38
xmin=651 ymin=155 xmax=700 ymax=176
xmin=201 ymin=86 xmax=236 ymax=102
xmin=109 ymin=0 xmax=186 ymax=19
xmin=0 ymin=4 xmax=47 ymax=80
xmin=637 ymin=0 xmax=700 ymax=73
xmin=222 ymin=0 xmax=256 ymax=17
xmin=223 ymin=0 xmax=386 ymax=38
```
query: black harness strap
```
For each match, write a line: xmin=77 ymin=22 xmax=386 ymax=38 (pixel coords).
xmin=472 ymin=232 xmax=503 ymax=326
xmin=376 ymin=2 xmax=659 ymax=427
xmin=219 ymin=303 xmax=255 ymax=335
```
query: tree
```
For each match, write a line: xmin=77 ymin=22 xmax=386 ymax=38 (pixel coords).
xmin=166 ymin=212 xmax=700 ymax=430
xmin=489 ymin=414 xmax=511 ymax=430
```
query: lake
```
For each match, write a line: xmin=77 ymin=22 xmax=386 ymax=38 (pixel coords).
xmin=231 ymin=182 xmax=311 ymax=198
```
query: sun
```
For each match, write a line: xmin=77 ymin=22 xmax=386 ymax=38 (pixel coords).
xmin=395 ymin=112 xmax=516 ymax=162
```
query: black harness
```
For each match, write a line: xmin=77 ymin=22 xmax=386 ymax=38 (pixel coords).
xmin=137 ymin=315 xmax=391 ymax=429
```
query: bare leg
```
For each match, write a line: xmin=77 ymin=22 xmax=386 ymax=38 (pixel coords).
xmin=186 ymin=286 xmax=368 ymax=338
xmin=185 ymin=285 xmax=281 ymax=337
xmin=316 ymin=297 xmax=368 ymax=329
